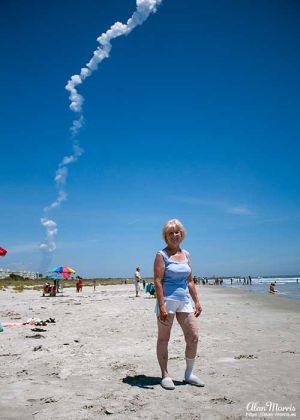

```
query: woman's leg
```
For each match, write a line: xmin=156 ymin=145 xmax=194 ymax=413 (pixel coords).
xmin=176 ymin=312 xmax=204 ymax=386
xmin=157 ymin=314 xmax=175 ymax=378
xmin=176 ymin=312 xmax=198 ymax=358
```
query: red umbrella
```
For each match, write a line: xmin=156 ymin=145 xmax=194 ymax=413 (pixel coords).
xmin=0 ymin=247 xmax=7 ymax=257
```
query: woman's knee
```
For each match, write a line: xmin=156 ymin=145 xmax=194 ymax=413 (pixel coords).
xmin=157 ymin=335 xmax=171 ymax=347
xmin=185 ymin=330 xmax=199 ymax=345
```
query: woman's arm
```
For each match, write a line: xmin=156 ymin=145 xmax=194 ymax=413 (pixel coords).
xmin=153 ymin=253 xmax=168 ymax=322
xmin=186 ymin=254 xmax=202 ymax=317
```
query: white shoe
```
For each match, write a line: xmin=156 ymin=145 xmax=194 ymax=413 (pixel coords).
xmin=161 ymin=377 xmax=175 ymax=390
xmin=184 ymin=374 xmax=205 ymax=387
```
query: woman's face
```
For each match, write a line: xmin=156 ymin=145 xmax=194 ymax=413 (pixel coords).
xmin=165 ymin=227 xmax=183 ymax=248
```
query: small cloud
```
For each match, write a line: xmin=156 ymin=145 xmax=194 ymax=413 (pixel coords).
xmin=168 ymin=195 xmax=222 ymax=207
xmin=260 ymin=216 xmax=290 ymax=224
xmin=227 ymin=206 xmax=253 ymax=216
xmin=169 ymin=195 xmax=253 ymax=216
xmin=8 ymin=243 xmax=39 ymax=254
xmin=127 ymin=219 xmax=141 ymax=225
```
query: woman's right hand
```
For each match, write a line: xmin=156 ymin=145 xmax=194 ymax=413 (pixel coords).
xmin=158 ymin=305 xmax=169 ymax=323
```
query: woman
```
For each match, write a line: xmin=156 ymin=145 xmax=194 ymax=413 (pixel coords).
xmin=154 ymin=219 xmax=204 ymax=390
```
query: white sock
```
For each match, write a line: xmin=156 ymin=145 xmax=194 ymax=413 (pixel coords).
xmin=185 ymin=357 xmax=195 ymax=380
xmin=185 ymin=357 xmax=205 ymax=386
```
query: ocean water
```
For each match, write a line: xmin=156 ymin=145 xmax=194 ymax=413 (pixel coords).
xmin=222 ymin=277 xmax=300 ymax=301
xmin=223 ymin=276 xmax=300 ymax=300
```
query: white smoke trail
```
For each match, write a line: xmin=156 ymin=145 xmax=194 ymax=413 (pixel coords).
xmin=65 ymin=0 xmax=163 ymax=119
xmin=40 ymin=0 xmax=163 ymax=270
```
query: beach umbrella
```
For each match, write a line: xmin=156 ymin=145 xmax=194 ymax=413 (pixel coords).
xmin=47 ymin=272 xmax=69 ymax=295
xmin=0 ymin=247 xmax=7 ymax=256
xmin=50 ymin=266 xmax=76 ymax=274
xmin=48 ymin=273 xmax=69 ymax=280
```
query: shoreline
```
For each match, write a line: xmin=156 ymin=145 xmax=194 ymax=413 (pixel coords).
xmin=201 ymin=284 xmax=300 ymax=313
xmin=0 ymin=284 xmax=299 ymax=419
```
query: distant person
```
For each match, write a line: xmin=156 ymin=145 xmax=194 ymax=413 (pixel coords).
xmin=134 ymin=267 xmax=141 ymax=297
xmin=154 ymin=219 xmax=204 ymax=390
xmin=43 ymin=282 xmax=50 ymax=296
xmin=50 ymin=284 xmax=56 ymax=297
xmin=143 ymin=278 xmax=146 ymax=289
xmin=78 ymin=277 xmax=83 ymax=292
xmin=269 ymin=282 xmax=278 ymax=294
xmin=76 ymin=276 xmax=83 ymax=292
xmin=93 ymin=279 xmax=96 ymax=292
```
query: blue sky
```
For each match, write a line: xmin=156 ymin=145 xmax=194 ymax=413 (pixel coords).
xmin=1 ymin=0 xmax=299 ymax=277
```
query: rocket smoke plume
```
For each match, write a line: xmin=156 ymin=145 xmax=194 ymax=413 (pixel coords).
xmin=40 ymin=0 xmax=163 ymax=271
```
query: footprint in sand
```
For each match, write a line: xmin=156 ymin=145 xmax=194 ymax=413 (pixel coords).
xmin=211 ymin=396 xmax=235 ymax=404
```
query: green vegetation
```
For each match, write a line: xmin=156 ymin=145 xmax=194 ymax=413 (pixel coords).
xmin=0 ymin=276 xmax=153 ymax=292
xmin=0 ymin=277 xmax=38 ymax=292
xmin=13 ymin=283 xmax=26 ymax=293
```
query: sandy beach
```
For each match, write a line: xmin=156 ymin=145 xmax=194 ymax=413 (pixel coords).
xmin=0 ymin=284 xmax=299 ymax=420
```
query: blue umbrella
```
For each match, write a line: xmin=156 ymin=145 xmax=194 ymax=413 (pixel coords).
xmin=48 ymin=274 xmax=65 ymax=280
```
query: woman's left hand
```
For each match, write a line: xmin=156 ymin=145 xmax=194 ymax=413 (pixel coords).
xmin=194 ymin=302 xmax=202 ymax=317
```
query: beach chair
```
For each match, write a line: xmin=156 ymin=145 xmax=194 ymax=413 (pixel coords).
xmin=145 ymin=283 xmax=156 ymax=298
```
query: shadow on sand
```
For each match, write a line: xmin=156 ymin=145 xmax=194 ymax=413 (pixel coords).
xmin=122 ymin=374 xmax=185 ymax=389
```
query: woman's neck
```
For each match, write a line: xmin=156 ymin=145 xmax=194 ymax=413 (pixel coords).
xmin=165 ymin=245 xmax=181 ymax=255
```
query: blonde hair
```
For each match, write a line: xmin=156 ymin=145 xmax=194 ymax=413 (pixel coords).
xmin=162 ymin=219 xmax=186 ymax=242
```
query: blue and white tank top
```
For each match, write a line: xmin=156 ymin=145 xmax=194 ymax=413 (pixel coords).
xmin=158 ymin=249 xmax=191 ymax=302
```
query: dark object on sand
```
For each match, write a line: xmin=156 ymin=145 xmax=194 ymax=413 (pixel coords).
xmin=234 ymin=354 xmax=258 ymax=360
xmin=46 ymin=318 xmax=56 ymax=323
xmin=31 ymin=328 xmax=47 ymax=332
xmin=0 ymin=353 xmax=21 ymax=357
xmin=33 ymin=345 xmax=43 ymax=351
xmin=25 ymin=334 xmax=45 ymax=339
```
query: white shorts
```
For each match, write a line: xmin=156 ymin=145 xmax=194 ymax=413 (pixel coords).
xmin=155 ymin=299 xmax=194 ymax=316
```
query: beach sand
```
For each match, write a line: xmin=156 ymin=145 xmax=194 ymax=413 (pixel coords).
xmin=0 ymin=284 xmax=299 ymax=420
